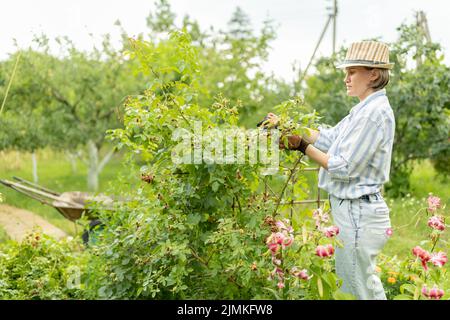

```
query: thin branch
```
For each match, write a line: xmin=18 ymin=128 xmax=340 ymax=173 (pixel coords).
xmin=273 ymin=155 xmax=304 ymax=216
xmin=98 ymin=148 xmax=116 ymax=173
xmin=0 ymin=51 xmax=22 ymax=116
xmin=189 ymin=246 xmax=208 ymax=267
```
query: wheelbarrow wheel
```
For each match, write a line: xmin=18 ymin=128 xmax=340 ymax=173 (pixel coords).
xmin=82 ymin=219 xmax=104 ymax=246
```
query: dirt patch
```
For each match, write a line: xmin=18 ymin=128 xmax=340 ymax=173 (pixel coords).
xmin=0 ymin=204 xmax=67 ymax=242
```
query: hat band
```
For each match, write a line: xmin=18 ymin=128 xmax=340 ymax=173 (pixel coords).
xmin=341 ymin=59 xmax=391 ymax=65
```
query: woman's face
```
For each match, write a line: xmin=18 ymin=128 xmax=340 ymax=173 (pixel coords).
xmin=343 ymin=67 xmax=378 ymax=100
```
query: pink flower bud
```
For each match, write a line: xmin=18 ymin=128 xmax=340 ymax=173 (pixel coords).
xmin=291 ymin=266 xmax=310 ymax=280
xmin=422 ymin=285 xmax=444 ymax=300
xmin=429 ymin=287 xmax=445 ymax=300
xmin=421 ymin=285 xmax=428 ymax=297
xmin=272 ymin=257 xmax=282 ymax=266
xmin=315 ymin=245 xmax=328 ymax=257
xmin=295 ymin=269 xmax=309 ymax=280
xmin=324 ymin=226 xmax=340 ymax=238
xmin=326 ymin=244 xmax=335 ymax=255
xmin=277 ymin=281 xmax=285 ymax=289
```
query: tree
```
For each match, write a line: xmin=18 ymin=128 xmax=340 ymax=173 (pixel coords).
xmin=0 ymin=51 xmax=53 ymax=182
xmin=1 ymin=35 xmax=146 ymax=191
xmin=144 ymin=1 xmax=292 ymax=128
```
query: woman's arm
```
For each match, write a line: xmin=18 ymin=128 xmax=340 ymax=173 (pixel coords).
xmin=304 ymin=144 xmax=329 ymax=170
xmin=302 ymin=129 xmax=320 ymax=144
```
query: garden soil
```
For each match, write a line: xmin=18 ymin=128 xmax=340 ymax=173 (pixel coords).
xmin=0 ymin=204 xmax=66 ymax=241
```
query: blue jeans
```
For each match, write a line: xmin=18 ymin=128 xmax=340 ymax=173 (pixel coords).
xmin=329 ymin=193 xmax=391 ymax=300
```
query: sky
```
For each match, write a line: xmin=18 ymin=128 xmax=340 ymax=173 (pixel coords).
xmin=1 ymin=0 xmax=449 ymax=81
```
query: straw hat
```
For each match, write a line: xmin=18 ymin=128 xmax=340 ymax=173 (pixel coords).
xmin=336 ymin=41 xmax=394 ymax=69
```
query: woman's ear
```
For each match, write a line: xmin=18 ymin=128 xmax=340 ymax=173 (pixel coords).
xmin=370 ymin=69 xmax=380 ymax=82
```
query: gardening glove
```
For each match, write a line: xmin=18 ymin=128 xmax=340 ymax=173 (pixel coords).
xmin=279 ymin=135 xmax=302 ymax=150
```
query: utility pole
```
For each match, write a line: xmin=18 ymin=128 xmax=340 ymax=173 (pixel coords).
xmin=332 ymin=0 xmax=338 ymax=54
xmin=296 ymin=0 xmax=338 ymax=90
xmin=415 ymin=10 xmax=432 ymax=67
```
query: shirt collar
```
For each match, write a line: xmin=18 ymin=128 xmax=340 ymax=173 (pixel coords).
xmin=349 ymin=89 xmax=386 ymax=115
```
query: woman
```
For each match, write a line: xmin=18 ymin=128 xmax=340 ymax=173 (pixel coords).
xmin=272 ymin=41 xmax=396 ymax=300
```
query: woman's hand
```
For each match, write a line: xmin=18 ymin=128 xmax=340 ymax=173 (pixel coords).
xmin=279 ymin=135 xmax=302 ymax=150
xmin=266 ymin=113 xmax=280 ymax=128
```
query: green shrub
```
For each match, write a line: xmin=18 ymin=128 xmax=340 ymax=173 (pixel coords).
xmin=0 ymin=229 xmax=89 ymax=299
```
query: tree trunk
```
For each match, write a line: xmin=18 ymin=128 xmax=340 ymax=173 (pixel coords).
xmin=31 ymin=152 xmax=38 ymax=184
xmin=87 ymin=141 xmax=99 ymax=192
xmin=86 ymin=140 xmax=115 ymax=192
xmin=66 ymin=151 xmax=78 ymax=174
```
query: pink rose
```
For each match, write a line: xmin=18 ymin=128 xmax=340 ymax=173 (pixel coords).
xmin=430 ymin=251 xmax=447 ymax=267
xmin=323 ymin=226 xmax=340 ymax=238
xmin=427 ymin=215 xmax=445 ymax=231
xmin=427 ymin=195 xmax=441 ymax=212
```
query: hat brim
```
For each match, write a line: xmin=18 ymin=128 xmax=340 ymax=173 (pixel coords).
xmin=336 ymin=62 xmax=394 ymax=70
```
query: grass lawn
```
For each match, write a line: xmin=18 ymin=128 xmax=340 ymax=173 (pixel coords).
xmin=383 ymin=160 xmax=449 ymax=259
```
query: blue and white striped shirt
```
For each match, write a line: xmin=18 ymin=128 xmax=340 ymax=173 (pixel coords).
xmin=313 ymin=89 xmax=395 ymax=199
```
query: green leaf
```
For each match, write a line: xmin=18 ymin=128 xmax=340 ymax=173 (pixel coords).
xmin=317 ymin=277 xmax=323 ymax=298
xmin=211 ymin=181 xmax=220 ymax=192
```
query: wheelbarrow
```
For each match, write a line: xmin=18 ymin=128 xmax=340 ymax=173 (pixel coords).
xmin=0 ymin=176 xmax=116 ymax=222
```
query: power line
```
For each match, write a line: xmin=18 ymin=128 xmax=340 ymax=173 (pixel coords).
xmin=297 ymin=0 xmax=338 ymax=89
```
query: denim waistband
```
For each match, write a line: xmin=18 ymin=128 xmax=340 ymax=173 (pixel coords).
xmin=360 ymin=192 xmax=382 ymax=202
xmin=329 ymin=192 xmax=382 ymax=206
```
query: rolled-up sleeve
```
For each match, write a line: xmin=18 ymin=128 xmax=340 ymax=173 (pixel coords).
xmin=313 ymin=116 xmax=347 ymax=152
xmin=313 ymin=125 xmax=337 ymax=152
xmin=327 ymin=117 xmax=383 ymax=182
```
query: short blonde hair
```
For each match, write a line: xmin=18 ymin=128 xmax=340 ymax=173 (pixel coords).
xmin=365 ymin=68 xmax=390 ymax=90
